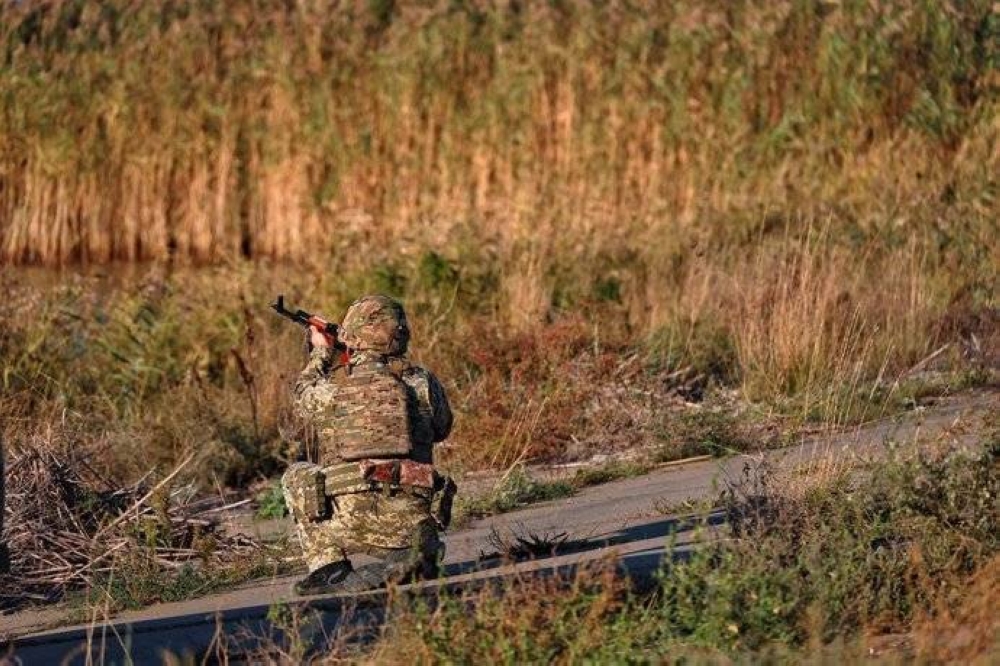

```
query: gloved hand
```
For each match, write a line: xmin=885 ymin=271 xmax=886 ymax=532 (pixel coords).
xmin=309 ymin=323 xmax=333 ymax=348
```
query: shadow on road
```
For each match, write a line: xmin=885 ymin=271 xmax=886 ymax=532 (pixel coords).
xmin=448 ymin=509 xmax=726 ymax=575
xmin=5 ymin=511 xmax=726 ymax=664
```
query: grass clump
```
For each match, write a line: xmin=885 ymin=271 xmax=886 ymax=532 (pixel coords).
xmin=0 ymin=423 xmax=277 ymax=611
xmin=660 ymin=439 xmax=999 ymax=651
xmin=571 ymin=461 xmax=653 ymax=489
xmin=455 ymin=460 xmax=659 ymax=524
xmin=654 ymin=408 xmax=763 ymax=461
xmin=455 ymin=466 xmax=576 ymax=523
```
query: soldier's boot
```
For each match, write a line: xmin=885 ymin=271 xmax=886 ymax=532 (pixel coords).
xmin=302 ymin=548 xmax=419 ymax=594
xmin=312 ymin=550 xmax=438 ymax=595
xmin=343 ymin=550 xmax=414 ymax=592
xmin=293 ymin=559 xmax=354 ymax=596
xmin=324 ymin=523 xmax=442 ymax=594
xmin=300 ymin=523 xmax=443 ymax=596
xmin=353 ymin=522 xmax=443 ymax=589
xmin=417 ymin=536 xmax=446 ymax=580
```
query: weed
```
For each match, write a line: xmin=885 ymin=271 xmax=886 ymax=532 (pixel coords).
xmin=85 ymin=544 xmax=285 ymax=613
xmin=256 ymin=480 xmax=288 ymax=520
xmin=483 ymin=524 xmax=570 ymax=562
xmin=654 ymin=409 xmax=759 ymax=461
xmin=571 ymin=461 xmax=652 ymax=488
xmin=454 ymin=466 xmax=575 ymax=523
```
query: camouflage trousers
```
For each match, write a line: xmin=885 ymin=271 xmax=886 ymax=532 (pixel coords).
xmin=282 ymin=461 xmax=441 ymax=573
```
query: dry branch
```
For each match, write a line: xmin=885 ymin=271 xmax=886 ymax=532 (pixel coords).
xmin=0 ymin=434 xmax=261 ymax=607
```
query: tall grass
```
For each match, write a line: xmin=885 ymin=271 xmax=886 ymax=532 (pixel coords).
xmin=0 ymin=0 xmax=996 ymax=483
xmin=0 ymin=0 xmax=995 ymax=264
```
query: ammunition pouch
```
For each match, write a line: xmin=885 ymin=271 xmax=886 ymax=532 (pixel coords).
xmin=321 ymin=459 xmax=438 ymax=500
xmin=361 ymin=459 xmax=435 ymax=490
xmin=282 ymin=463 xmax=331 ymax=523
xmin=322 ymin=461 xmax=372 ymax=497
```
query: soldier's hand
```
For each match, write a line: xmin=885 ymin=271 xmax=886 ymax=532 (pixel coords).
xmin=309 ymin=324 xmax=333 ymax=349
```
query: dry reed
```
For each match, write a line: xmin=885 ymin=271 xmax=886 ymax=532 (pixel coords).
xmin=0 ymin=0 xmax=995 ymax=481
xmin=0 ymin=1 xmax=994 ymax=266
xmin=0 ymin=426 xmax=261 ymax=607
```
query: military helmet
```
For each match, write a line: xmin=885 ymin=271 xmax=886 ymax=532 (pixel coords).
xmin=339 ymin=294 xmax=410 ymax=355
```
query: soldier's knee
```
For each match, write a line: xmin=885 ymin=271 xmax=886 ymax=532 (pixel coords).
xmin=282 ymin=461 xmax=320 ymax=488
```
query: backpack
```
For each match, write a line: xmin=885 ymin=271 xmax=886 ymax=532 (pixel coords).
xmin=317 ymin=358 xmax=413 ymax=461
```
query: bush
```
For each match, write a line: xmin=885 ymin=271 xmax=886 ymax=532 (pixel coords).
xmin=360 ymin=433 xmax=999 ymax=662
xmin=661 ymin=435 xmax=1000 ymax=650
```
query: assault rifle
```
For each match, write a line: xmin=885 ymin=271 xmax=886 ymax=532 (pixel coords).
xmin=271 ymin=295 xmax=349 ymax=357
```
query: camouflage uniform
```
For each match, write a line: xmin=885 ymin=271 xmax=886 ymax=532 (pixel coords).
xmin=282 ymin=295 xmax=453 ymax=592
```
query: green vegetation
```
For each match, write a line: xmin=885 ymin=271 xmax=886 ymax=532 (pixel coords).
xmin=86 ymin=552 xmax=284 ymax=612
xmin=0 ymin=2 xmax=996 ymax=640
xmin=571 ymin=460 xmax=653 ymax=488
xmin=360 ymin=434 xmax=999 ymax=664
xmin=256 ymin=478 xmax=289 ymax=520
xmin=1 ymin=0 xmax=995 ymax=485
xmin=455 ymin=466 xmax=576 ymax=523
xmin=456 ymin=460 xmax=671 ymax=525
xmin=654 ymin=408 xmax=764 ymax=461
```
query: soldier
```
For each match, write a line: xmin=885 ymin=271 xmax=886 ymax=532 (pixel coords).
xmin=282 ymin=294 xmax=455 ymax=595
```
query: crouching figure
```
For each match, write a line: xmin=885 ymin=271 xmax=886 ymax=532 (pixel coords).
xmin=282 ymin=294 xmax=456 ymax=596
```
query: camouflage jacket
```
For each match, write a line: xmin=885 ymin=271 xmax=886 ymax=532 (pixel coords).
xmin=294 ymin=347 xmax=453 ymax=465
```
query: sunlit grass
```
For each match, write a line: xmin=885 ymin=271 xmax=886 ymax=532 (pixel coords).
xmin=0 ymin=0 xmax=995 ymax=502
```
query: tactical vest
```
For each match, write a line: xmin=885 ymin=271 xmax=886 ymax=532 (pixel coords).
xmin=317 ymin=358 xmax=413 ymax=461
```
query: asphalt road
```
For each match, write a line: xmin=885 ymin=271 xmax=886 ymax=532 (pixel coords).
xmin=2 ymin=390 xmax=994 ymax=664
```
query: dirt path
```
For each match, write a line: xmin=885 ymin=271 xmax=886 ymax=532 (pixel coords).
xmin=2 ymin=390 xmax=995 ymax=662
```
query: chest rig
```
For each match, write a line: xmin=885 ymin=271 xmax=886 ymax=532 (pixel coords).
xmin=316 ymin=356 xmax=414 ymax=462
